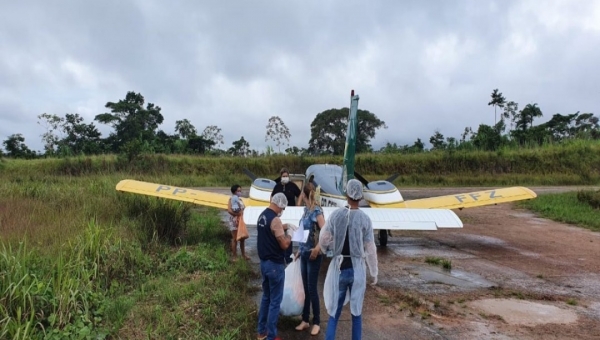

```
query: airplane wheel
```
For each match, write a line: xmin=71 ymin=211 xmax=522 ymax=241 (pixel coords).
xmin=379 ymin=229 xmax=388 ymax=247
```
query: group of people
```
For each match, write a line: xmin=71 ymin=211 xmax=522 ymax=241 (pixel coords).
xmin=227 ymin=168 xmax=302 ymax=262
xmin=229 ymin=168 xmax=378 ymax=340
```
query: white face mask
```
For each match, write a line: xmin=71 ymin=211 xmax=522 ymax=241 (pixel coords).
xmin=281 ymin=176 xmax=290 ymax=184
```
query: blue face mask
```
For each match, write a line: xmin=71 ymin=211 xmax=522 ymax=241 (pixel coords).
xmin=236 ymin=191 xmax=242 ymax=197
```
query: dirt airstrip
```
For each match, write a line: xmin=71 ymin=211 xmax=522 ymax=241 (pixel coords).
xmin=205 ymin=186 xmax=600 ymax=339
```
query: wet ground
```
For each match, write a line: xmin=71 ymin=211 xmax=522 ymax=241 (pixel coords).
xmin=207 ymin=186 xmax=600 ymax=339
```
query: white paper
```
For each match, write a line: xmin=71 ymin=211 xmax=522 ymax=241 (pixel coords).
xmin=292 ymin=229 xmax=309 ymax=243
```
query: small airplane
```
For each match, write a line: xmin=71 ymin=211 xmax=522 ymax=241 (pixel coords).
xmin=115 ymin=90 xmax=537 ymax=246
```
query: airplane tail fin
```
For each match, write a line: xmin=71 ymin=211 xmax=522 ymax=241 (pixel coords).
xmin=340 ymin=89 xmax=360 ymax=195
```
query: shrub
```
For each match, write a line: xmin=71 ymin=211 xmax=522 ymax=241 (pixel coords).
xmin=576 ymin=190 xmax=600 ymax=209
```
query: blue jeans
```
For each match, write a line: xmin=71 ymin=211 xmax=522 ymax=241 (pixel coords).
xmin=300 ymin=250 xmax=322 ymax=325
xmin=325 ymin=267 xmax=362 ymax=340
xmin=257 ymin=260 xmax=285 ymax=340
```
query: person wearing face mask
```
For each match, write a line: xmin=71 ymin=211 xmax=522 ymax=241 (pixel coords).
xmin=271 ymin=167 xmax=303 ymax=207
xmin=227 ymin=184 xmax=249 ymax=261
xmin=271 ymin=167 xmax=302 ymax=264
xmin=319 ymin=179 xmax=378 ymax=340
xmin=256 ymin=193 xmax=299 ymax=340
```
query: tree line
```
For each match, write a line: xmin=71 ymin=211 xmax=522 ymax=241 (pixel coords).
xmin=2 ymin=89 xmax=598 ymax=159
xmin=381 ymin=88 xmax=599 ymax=154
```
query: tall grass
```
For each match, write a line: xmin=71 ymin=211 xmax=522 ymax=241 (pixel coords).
xmin=0 ymin=170 xmax=259 ymax=339
xmin=3 ymin=140 xmax=600 ymax=186
xmin=0 ymin=222 xmax=110 ymax=339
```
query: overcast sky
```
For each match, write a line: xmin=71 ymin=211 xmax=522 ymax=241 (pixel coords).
xmin=1 ymin=0 xmax=599 ymax=153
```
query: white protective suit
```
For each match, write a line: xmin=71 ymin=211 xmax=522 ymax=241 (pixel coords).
xmin=318 ymin=206 xmax=378 ymax=317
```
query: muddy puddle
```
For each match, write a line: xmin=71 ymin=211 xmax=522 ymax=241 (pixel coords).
xmin=468 ymin=298 xmax=578 ymax=326
xmin=407 ymin=265 xmax=494 ymax=289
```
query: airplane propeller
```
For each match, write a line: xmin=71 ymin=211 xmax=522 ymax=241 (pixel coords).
xmin=242 ymin=168 xmax=257 ymax=181
xmin=243 ymin=167 xmax=282 ymax=183
xmin=385 ymin=173 xmax=400 ymax=183
xmin=354 ymin=171 xmax=400 ymax=189
xmin=354 ymin=171 xmax=370 ymax=189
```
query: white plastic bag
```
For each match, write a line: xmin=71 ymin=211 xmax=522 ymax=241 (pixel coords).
xmin=279 ymin=257 xmax=305 ymax=316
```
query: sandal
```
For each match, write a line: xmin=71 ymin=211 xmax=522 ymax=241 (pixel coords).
xmin=295 ymin=321 xmax=309 ymax=331
xmin=311 ymin=325 xmax=320 ymax=336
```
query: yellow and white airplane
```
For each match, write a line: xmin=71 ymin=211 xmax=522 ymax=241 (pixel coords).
xmin=115 ymin=90 xmax=537 ymax=246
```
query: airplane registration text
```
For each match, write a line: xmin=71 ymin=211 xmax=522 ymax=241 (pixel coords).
xmin=454 ymin=190 xmax=502 ymax=203
xmin=155 ymin=185 xmax=196 ymax=196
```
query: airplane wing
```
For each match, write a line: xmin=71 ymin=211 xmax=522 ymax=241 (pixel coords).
xmin=242 ymin=206 xmax=463 ymax=231
xmin=116 ymin=179 xmax=230 ymax=209
xmin=116 ymin=179 xmax=276 ymax=210
xmin=116 ymin=180 xmax=464 ymax=230
xmin=115 ymin=179 xmax=266 ymax=209
xmin=368 ymin=187 xmax=537 ymax=210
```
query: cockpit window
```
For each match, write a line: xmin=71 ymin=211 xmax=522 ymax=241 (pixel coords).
xmin=305 ymin=164 xmax=344 ymax=196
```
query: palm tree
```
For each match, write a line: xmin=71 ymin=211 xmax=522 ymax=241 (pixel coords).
xmin=488 ymin=89 xmax=506 ymax=125
xmin=517 ymin=103 xmax=543 ymax=130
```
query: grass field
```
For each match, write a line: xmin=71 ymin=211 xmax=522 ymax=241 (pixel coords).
xmin=2 ymin=142 xmax=600 ymax=338
xmin=0 ymin=173 xmax=260 ymax=339
xmin=517 ymin=190 xmax=600 ymax=232
xmin=2 ymin=139 xmax=600 ymax=187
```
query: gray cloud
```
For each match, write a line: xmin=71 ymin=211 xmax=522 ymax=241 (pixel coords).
xmin=1 ymin=0 xmax=598 ymax=153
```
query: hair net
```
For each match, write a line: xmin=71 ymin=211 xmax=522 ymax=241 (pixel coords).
xmin=346 ymin=179 xmax=364 ymax=200
xmin=271 ymin=192 xmax=288 ymax=209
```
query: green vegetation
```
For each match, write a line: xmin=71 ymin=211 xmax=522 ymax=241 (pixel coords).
xmin=3 ymin=138 xmax=600 ymax=187
xmin=442 ymin=260 xmax=452 ymax=270
xmin=576 ymin=190 xmax=600 ymax=209
xmin=566 ymin=298 xmax=578 ymax=306
xmin=425 ymin=257 xmax=443 ymax=265
xmin=0 ymin=171 xmax=259 ymax=339
xmin=3 ymin=88 xmax=600 ymax=160
xmin=517 ymin=190 xmax=600 ymax=231
xmin=425 ymin=257 xmax=452 ymax=270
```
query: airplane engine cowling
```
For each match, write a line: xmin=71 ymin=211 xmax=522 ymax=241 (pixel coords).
xmin=249 ymin=178 xmax=275 ymax=203
xmin=362 ymin=180 xmax=404 ymax=205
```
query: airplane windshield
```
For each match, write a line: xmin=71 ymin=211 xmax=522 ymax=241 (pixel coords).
xmin=306 ymin=164 xmax=344 ymax=196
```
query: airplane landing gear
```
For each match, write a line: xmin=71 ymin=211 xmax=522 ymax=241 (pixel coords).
xmin=378 ymin=229 xmax=388 ymax=247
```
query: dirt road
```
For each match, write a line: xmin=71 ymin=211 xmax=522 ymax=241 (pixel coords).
xmin=212 ymin=186 xmax=600 ymax=339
